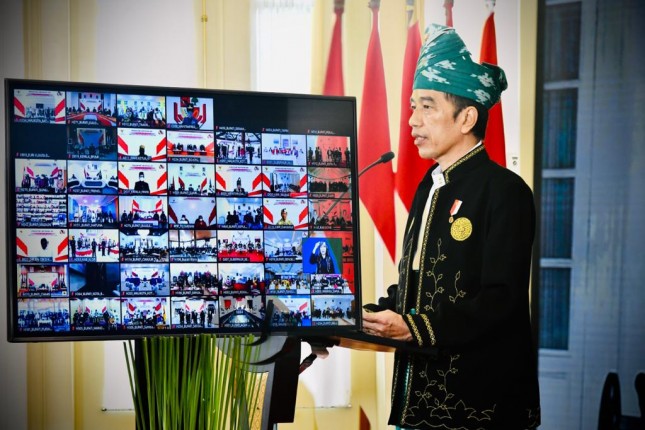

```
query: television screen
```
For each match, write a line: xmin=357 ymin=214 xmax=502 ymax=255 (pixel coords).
xmin=5 ymin=78 xmax=361 ymax=341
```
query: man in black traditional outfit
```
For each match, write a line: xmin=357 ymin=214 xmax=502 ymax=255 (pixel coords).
xmin=362 ymin=24 xmax=540 ymax=430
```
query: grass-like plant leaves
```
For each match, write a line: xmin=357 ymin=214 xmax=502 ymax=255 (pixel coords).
xmin=124 ymin=334 xmax=263 ymax=430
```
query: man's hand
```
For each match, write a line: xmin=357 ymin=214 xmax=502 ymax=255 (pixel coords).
xmin=362 ymin=310 xmax=413 ymax=342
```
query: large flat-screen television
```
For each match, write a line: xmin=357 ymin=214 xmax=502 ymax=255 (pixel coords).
xmin=5 ymin=78 xmax=362 ymax=342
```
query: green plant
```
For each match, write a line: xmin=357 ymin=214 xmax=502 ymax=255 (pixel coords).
xmin=124 ymin=334 xmax=264 ymax=430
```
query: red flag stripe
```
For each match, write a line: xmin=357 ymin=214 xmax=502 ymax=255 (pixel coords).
xmin=395 ymin=3 xmax=435 ymax=212
xmin=14 ymin=97 xmax=25 ymax=116
xmin=263 ymin=206 xmax=274 ymax=223
xmin=215 ymin=172 xmax=226 ymax=189
xmin=118 ymin=136 xmax=129 ymax=153
xmin=358 ymin=4 xmax=396 ymax=261
xmin=323 ymin=3 xmax=345 ymax=96
xmin=118 ymin=171 xmax=130 ymax=189
xmin=156 ymin=137 xmax=166 ymax=155
xmin=16 ymin=237 xmax=28 ymax=255
xmin=156 ymin=171 xmax=167 ymax=189
xmin=479 ymin=12 xmax=507 ymax=167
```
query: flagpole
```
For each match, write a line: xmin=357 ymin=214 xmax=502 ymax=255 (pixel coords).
xmin=444 ymin=0 xmax=454 ymax=27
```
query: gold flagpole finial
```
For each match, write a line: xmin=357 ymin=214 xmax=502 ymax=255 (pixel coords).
xmin=334 ymin=0 xmax=345 ymax=11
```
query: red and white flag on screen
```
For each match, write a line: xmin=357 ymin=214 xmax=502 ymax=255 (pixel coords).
xmin=323 ymin=0 xmax=345 ymax=96
xmin=395 ymin=0 xmax=435 ymax=212
xmin=479 ymin=9 xmax=506 ymax=167
xmin=358 ymin=1 xmax=396 ymax=261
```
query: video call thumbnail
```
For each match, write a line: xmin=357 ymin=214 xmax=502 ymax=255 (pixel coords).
xmin=69 ymin=263 xmax=120 ymax=297
xmin=167 ymin=196 xmax=217 ymax=229
xmin=116 ymin=94 xmax=166 ymax=128
xmin=17 ymin=194 xmax=67 ymax=228
xmin=171 ymin=297 xmax=219 ymax=329
xmin=68 ymin=228 xmax=119 ymax=263
xmin=122 ymin=297 xmax=170 ymax=330
xmin=216 ymin=197 xmax=263 ymax=229
xmin=263 ymin=165 xmax=307 ymax=197
xmin=168 ymin=229 xmax=217 ymax=262
xmin=308 ymin=230 xmax=354 ymax=260
xmin=68 ymin=195 xmax=118 ymax=228
xmin=264 ymin=230 xmax=305 ymax=262
xmin=67 ymin=160 xmax=118 ymax=194
xmin=66 ymin=91 xmax=117 ymax=127
xmin=16 ymin=228 xmax=68 ymax=262
xmin=17 ymin=298 xmax=70 ymax=332
xmin=306 ymin=135 xmax=351 ymax=167
xmin=310 ymin=273 xmax=352 ymax=295
xmin=216 ymin=131 xmax=261 ymax=165
xmin=67 ymin=125 xmax=118 ymax=160
xmin=218 ymin=295 xmax=264 ymax=329
xmin=309 ymin=198 xmax=352 ymax=230
xmin=308 ymin=167 xmax=351 ymax=198
xmin=119 ymin=228 xmax=168 ymax=262
xmin=117 ymin=128 xmax=167 ymax=161
xmin=166 ymin=96 xmax=214 ymax=131
xmin=219 ymin=263 xmax=265 ymax=296
xmin=311 ymin=295 xmax=356 ymax=326
xmin=216 ymin=164 xmax=263 ymax=197
xmin=167 ymin=130 xmax=215 ymax=163
xmin=266 ymin=295 xmax=311 ymax=327
xmin=119 ymin=195 xmax=167 ymax=229
xmin=261 ymin=133 xmax=307 ymax=166
xmin=70 ymin=297 xmax=120 ymax=331
xmin=13 ymin=89 xmax=66 ymax=124
xmin=302 ymin=237 xmax=343 ymax=275
xmin=16 ymin=158 xmax=67 ymax=194
xmin=263 ymin=198 xmax=308 ymax=230
xmin=168 ymin=163 xmax=215 ymax=196
xmin=265 ymin=263 xmax=309 ymax=295
xmin=118 ymin=162 xmax=167 ymax=195
xmin=17 ymin=263 xmax=68 ymax=298
xmin=170 ymin=262 xmax=220 ymax=296
xmin=213 ymin=229 xmax=261 ymax=262
xmin=120 ymin=263 xmax=170 ymax=296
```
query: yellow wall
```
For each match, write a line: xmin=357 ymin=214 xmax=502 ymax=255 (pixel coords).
xmin=18 ymin=0 xmax=537 ymax=429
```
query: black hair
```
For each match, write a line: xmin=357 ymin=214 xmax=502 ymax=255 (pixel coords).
xmin=444 ymin=93 xmax=489 ymax=141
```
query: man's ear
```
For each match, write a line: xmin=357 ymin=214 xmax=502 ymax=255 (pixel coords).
xmin=460 ymin=106 xmax=478 ymax=134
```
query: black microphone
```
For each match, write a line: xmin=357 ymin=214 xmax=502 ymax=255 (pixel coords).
xmin=314 ymin=151 xmax=395 ymax=224
xmin=358 ymin=151 xmax=395 ymax=177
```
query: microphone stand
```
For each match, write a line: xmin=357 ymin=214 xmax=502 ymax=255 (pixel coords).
xmin=315 ymin=151 xmax=395 ymax=224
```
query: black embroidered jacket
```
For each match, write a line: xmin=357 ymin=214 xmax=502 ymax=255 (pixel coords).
xmin=372 ymin=146 xmax=541 ymax=429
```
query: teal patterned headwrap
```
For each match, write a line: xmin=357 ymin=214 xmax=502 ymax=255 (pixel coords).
xmin=413 ymin=23 xmax=507 ymax=109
